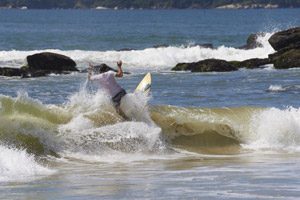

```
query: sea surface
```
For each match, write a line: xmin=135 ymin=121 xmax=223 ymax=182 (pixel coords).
xmin=1 ymin=9 xmax=300 ymax=199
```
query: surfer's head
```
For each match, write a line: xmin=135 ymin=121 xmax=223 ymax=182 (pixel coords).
xmin=99 ymin=64 xmax=109 ymax=73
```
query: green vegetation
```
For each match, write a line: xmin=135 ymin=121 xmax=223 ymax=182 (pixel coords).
xmin=1 ymin=0 xmax=300 ymax=9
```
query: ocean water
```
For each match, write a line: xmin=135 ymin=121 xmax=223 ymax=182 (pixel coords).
xmin=1 ymin=9 xmax=300 ymax=199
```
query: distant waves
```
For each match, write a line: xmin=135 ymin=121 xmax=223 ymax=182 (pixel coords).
xmin=0 ymin=33 xmax=274 ymax=71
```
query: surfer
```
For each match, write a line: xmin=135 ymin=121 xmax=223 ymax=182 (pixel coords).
xmin=88 ymin=60 xmax=129 ymax=120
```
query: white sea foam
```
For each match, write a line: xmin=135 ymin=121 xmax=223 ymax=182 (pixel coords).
xmin=244 ymin=107 xmax=300 ymax=152
xmin=58 ymin=119 xmax=167 ymax=163
xmin=60 ymin=121 xmax=165 ymax=162
xmin=0 ymin=33 xmax=275 ymax=71
xmin=268 ymin=84 xmax=285 ymax=92
xmin=261 ymin=64 xmax=275 ymax=70
xmin=0 ymin=145 xmax=54 ymax=182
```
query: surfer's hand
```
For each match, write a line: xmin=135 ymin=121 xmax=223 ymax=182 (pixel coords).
xmin=117 ymin=60 xmax=122 ymax=68
xmin=88 ymin=62 xmax=93 ymax=81
xmin=115 ymin=61 xmax=123 ymax=77
xmin=88 ymin=62 xmax=93 ymax=69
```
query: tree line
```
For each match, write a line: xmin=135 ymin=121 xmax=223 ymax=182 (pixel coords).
xmin=1 ymin=0 xmax=300 ymax=9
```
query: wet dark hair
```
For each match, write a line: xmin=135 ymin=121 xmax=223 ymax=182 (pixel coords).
xmin=99 ymin=64 xmax=109 ymax=73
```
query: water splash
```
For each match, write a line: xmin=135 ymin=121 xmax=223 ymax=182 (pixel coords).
xmin=268 ymin=85 xmax=285 ymax=92
xmin=245 ymin=107 xmax=300 ymax=152
xmin=0 ymin=145 xmax=54 ymax=182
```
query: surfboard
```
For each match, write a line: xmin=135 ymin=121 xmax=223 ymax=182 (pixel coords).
xmin=135 ymin=72 xmax=151 ymax=95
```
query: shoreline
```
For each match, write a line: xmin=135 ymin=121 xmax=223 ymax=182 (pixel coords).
xmin=1 ymin=4 xmax=299 ymax=10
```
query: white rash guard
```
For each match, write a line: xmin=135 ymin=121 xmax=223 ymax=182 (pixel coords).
xmin=90 ymin=71 xmax=122 ymax=97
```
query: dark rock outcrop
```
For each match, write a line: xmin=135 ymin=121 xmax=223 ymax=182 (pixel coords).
xmin=0 ymin=67 xmax=28 ymax=77
xmin=172 ymin=59 xmax=237 ymax=72
xmin=0 ymin=52 xmax=78 ymax=78
xmin=153 ymin=43 xmax=213 ymax=49
xmin=268 ymin=27 xmax=300 ymax=51
xmin=27 ymin=52 xmax=78 ymax=72
xmin=188 ymin=43 xmax=214 ymax=49
xmin=172 ymin=57 xmax=272 ymax=73
xmin=267 ymin=26 xmax=300 ymax=69
xmin=239 ymin=33 xmax=265 ymax=49
xmin=153 ymin=44 xmax=170 ymax=48
xmin=117 ymin=48 xmax=136 ymax=51
xmin=230 ymin=58 xmax=271 ymax=69
xmin=272 ymin=49 xmax=300 ymax=69
xmin=268 ymin=41 xmax=300 ymax=63
xmin=172 ymin=63 xmax=193 ymax=71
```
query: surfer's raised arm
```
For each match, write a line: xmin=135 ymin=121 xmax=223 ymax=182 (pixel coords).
xmin=88 ymin=62 xmax=93 ymax=81
xmin=115 ymin=60 xmax=123 ymax=78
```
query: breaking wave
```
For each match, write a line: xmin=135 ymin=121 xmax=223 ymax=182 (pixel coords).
xmin=151 ymin=105 xmax=300 ymax=154
xmin=2 ymin=73 xmax=300 ymax=180
xmin=1 ymin=88 xmax=300 ymax=159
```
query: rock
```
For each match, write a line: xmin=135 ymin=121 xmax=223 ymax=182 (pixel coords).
xmin=230 ymin=58 xmax=271 ymax=69
xmin=0 ymin=67 xmax=28 ymax=77
xmin=27 ymin=52 xmax=78 ymax=72
xmin=30 ymin=70 xmax=49 ymax=77
xmin=191 ymin=59 xmax=237 ymax=72
xmin=0 ymin=52 xmax=78 ymax=78
xmin=0 ymin=67 xmax=73 ymax=78
xmin=20 ymin=65 xmax=29 ymax=71
xmin=152 ymin=43 xmax=213 ymax=49
xmin=172 ymin=59 xmax=237 ymax=72
xmin=188 ymin=43 xmax=213 ymax=49
xmin=117 ymin=48 xmax=136 ymax=51
xmin=267 ymin=27 xmax=300 ymax=69
xmin=239 ymin=33 xmax=265 ymax=49
xmin=172 ymin=63 xmax=194 ymax=71
xmin=268 ymin=27 xmax=300 ymax=51
xmin=272 ymin=49 xmax=300 ymax=69
xmin=268 ymin=42 xmax=300 ymax=62
xmin=152 ymin=44 xmax=169 ymax=48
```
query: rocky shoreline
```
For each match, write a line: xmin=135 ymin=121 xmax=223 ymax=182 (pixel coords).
xmin=172 ymin=26 xmax=300 ymax=72
xmin=0 ymin=4 xmax=292 ymax=10
xmin=1 ymin=27 xmax=300 ymax=78
xmin=0 ymin=52 xmax=79 ymax=78
xmin=216 ymin=4 xmax=279 ymax=9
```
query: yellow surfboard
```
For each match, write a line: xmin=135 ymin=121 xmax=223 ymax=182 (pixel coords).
xmin=135 ymin=72 xmax=151 ymax=95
